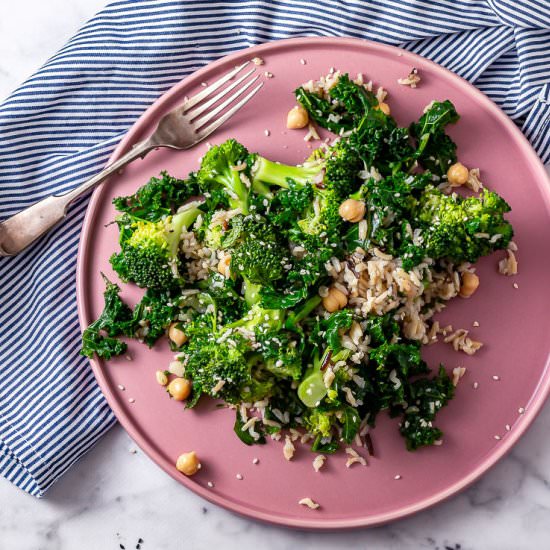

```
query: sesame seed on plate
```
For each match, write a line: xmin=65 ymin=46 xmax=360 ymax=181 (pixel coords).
xmin=492 ymin=375 xmax=500 ymax=381
xmin=117 ymin=384 xmax=125 ymax=391
xmin=473 ymin=382 xmax=479 ymax=389
xmin=394 ymin=474 xmax=402 ymax=480
xmin=128 ymin=398 xmax=135 ymax=403
xmin=252 ymin=458 xmax=259 ymax=464
xmin=264 ymin=129 xmax=271 ymax=137
xmin=207 ymin=481 xmax=214 ymax=488
xmin=472 ymin=321 xmax=480 ymax=327
xmin=505 ymin=424 xmax=511 ymax=431
xmin=518 ymin=407 xmax=525 ymax=414
xmin=201 ymin=82 xmax=208 ymax=87
xmin=236 ymin=473 xmax=243 ymax=480
xmin=300 ymin=58 xmax=306 ymax=65
xmin=264 ymin=71 xmax=273 ymax=78
xmin=494 ymin=435 xmax=501 ymax=440
xmin=513 ymin=283 xmax=519 ymax=289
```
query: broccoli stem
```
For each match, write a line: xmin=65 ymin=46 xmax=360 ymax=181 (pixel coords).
xmin=243 ymin=279 xmax=262 ymax=307
xmin=252 ymin=157 xmax=324 ymax=188
xmin=285 ymin=295 xmax=322 ymax=331
xmin=166 ymin=203 xmax=201 ymax=255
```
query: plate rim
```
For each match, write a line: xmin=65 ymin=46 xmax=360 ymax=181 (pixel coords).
xmin=76 ymin=36 xmax=550 ymax=530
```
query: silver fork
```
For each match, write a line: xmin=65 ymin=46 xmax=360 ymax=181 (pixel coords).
xmin=0 ymin=62 xmax=263 ymax=257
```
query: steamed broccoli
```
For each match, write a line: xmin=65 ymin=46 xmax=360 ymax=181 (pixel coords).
xmin=197 ymin=139 xmax=251 ymax=213
xmin=110 ymin=201 xmax=201 ymax=289
xmin=417 ymin=186 xmax=513 ymax=263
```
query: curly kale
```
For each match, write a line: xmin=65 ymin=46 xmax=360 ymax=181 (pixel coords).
xmin=410 ymin=100 xmax=459 ymax=176
xmin=112 ymin=171 xmax=201 ymax=222
xmin=81 ymin=275 xmax=134 ymax=359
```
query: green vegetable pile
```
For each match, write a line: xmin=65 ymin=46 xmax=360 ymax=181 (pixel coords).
xmin=82 ymin=74 xmax=514 ymax=453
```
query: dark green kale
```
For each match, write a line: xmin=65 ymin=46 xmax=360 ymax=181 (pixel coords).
xmin=81 ymin=275 xmax=133 ymax=359
xmin=410 ymin=100 xmax=459 ymax=176
xmin=112 ymin=171 xmax=201 ymax=222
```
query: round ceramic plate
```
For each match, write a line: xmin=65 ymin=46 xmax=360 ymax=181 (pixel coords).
xmin=77 ymin=37 xmax=550 ymax=529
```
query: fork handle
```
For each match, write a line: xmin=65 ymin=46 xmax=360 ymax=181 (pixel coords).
xmin=0 ymin=139 xmax=154 ymax=257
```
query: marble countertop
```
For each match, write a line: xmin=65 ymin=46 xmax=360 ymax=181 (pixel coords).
xmin=1 ymin=2 xmax=550 ymax=549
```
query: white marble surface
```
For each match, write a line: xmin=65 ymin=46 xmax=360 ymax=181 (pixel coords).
xmin=1 ymin=2 xmax=550 ymax=549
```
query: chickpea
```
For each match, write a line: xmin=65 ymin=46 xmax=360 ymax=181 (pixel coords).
xmin=168 ymin=377 xmax=192 ymax=401
xmin=286 ymin=105 xmax=309 ymax=129
xmin=322 ymin=287 xmax=348 ymax=312
xmin=459 ymin=272 xmax=480 ymax=298
xmin=377 ymin=102 xmax=391 ymax=115
xmin=447 ymin=162 xmax=469 ymax=187
xmin=218 ymin=255 xmax=231 ymax=278
xmin=168 ymin=323 xmax=187 ymax=347
xmin=338 ymin=199 xmax=366 ymax=223
xmin=176 ymin=451 xmax=201 ymax=476
xmin=156 ymin=370 xmax=169 ymax=386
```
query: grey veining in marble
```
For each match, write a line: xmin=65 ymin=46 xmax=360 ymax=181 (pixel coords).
xmin=1 ymin=1 xmax=550 ymax=549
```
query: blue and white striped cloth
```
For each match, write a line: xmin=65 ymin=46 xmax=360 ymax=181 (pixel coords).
xmin=0 ymin=0 xmax=548 ymax=498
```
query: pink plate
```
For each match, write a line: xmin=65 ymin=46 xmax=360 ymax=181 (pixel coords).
xmin=77 ymin=37 xmax=550 ymax=529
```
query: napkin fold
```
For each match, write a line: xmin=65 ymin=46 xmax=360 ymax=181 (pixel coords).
xmin=0 ymin=0 xmax=548 ymax=497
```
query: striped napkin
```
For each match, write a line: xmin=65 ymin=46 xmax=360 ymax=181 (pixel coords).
xmin=0 ymin=0 xmax=548 ymax=498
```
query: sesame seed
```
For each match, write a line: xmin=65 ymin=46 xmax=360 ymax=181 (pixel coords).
xmin=473 ymin=382 xmax=479 ymax=389
xmin=394 ymin=474 xmax=402 ymax=480
xmin=128 ymin=398 xmax=135 ymax=403
xmin=513 ymin=283 xmax=519 ymax=289
xmin=207 ymin=481 xmax=214 ymax=488
xmin=264 ymin=71 xmax=273 ymax=78
xmin=492 ymin=375 xmax=500 ymax=381
xmin=494 ymin=435 xmax=501 ymax=440
xmin=300 ymin=58 xmax=306 ymax=65
xmin=252 ymin=458 xmax=259 ymax=464
xmin=236 ymin=473 xmax=243 ymax=480
xmin=201 ymin=82 xmax=208 ymax=87
xmin=472 ymin=321 xmax=480 ymax=327
xmin=125 ymin=355 xmax=132 ymax=361
xmin=518 ymin=407 xmax=525 ymax=414
xmin=117 ymin=384 xmax=125 ymax=391
xmin=505 ymin=424 xmax=511 ymax=431
xmin=264 ymin=129 xmax=270 ymax=137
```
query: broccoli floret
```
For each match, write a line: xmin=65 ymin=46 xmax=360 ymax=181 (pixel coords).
xmin=197 ymin=139 xmax=251 ymax=213
xmin=181 ymin=314 xmax=252 ymax=406
xmin=226 ymin=303 xmax=285 ymax=335
xmin=255 ymin=330 xmax=303 ymax=380
xmin=231 ymin=236 xmax=286 ymax=286
xmin=417 ymin=186 xmax=513 ymax=263
xmin=110 ymin=202 xmax=201 ymax=289
xmin=324 ymin=139 xmax=363 ymax=199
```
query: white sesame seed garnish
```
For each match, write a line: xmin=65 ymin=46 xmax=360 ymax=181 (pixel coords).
xmin=300 ymin=58 xmax=306 ymax=65
xmin=394 ymin=474 xmax=402 ymax=480
xmin=513 ymin=283 xmax=519 ymax=289
xmin=128 ymin=398 xmax=135 ymax=403
xmin=117 ymin=384 xmax=125 ymax=391
xmin=236 ymin=473 xmax=243 ymax=480
xmin=207 ymin=481 xmax=214 ymax=488
xmin=518 ymin=407 xmax=525 ymax=414
xmin=494 ymin=435 xmax=501 ymax=440
xmin=201 ymin=82 xmax=208 ymax=87
xmin=505 ymin=424 xmax=511 ymax=431
xmin=252 ymin=458 xmax=259 ymax=465
xmin=472 ymin=321 xmax=480 ymax=327
xmin=264 ymin=129 xmax=271 ymax=137
xmin=264 ymin=71 xmax=273 ymax=78
xmin=492 ymin=375 xmax=500 ymax=381
xmin=125 ymin=355 xmax=132 ymax=361
xmin=473 ymin=382 xmax=479 ymax=389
